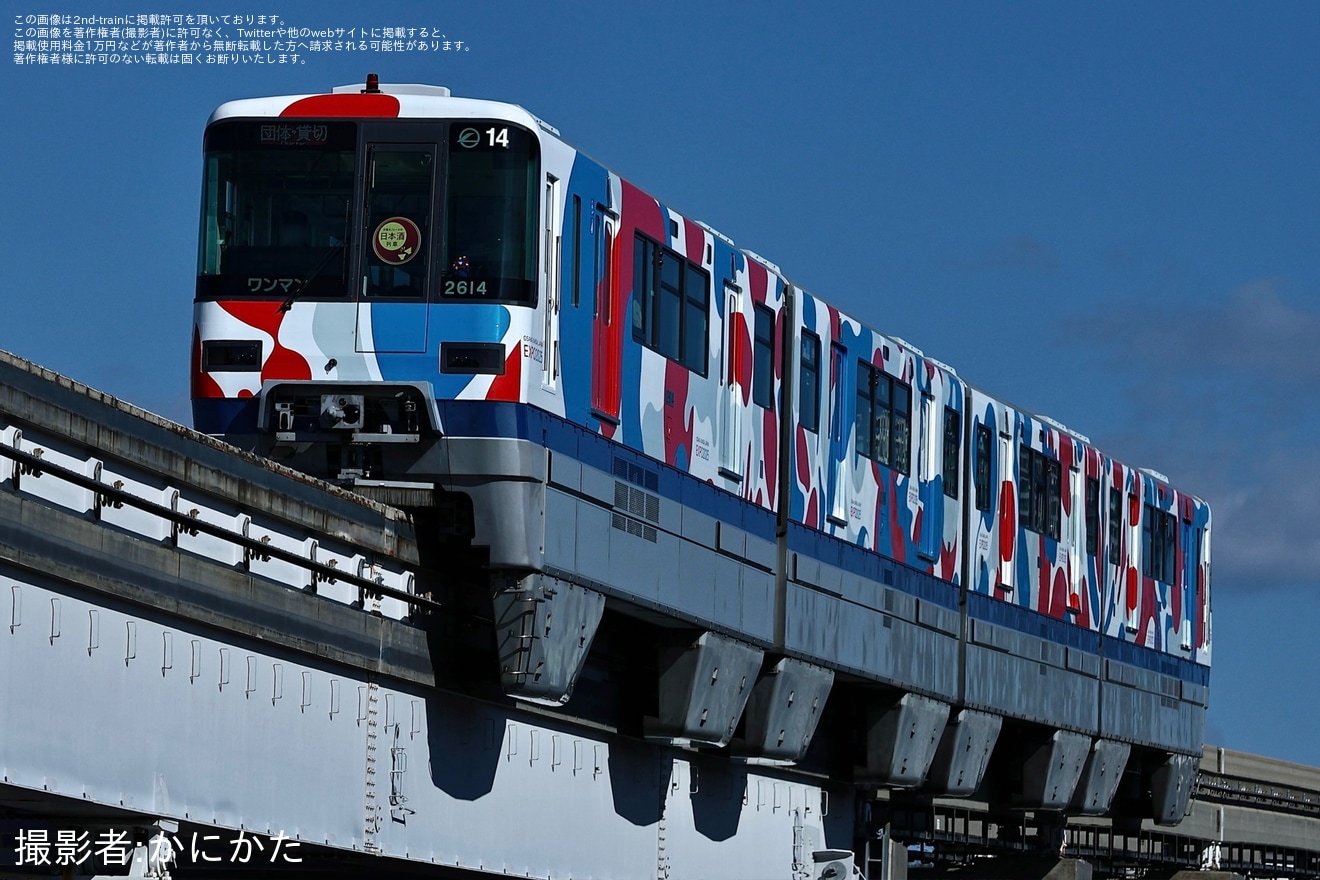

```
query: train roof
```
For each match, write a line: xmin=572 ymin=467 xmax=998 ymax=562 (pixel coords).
xmin=205 ymin=78 xmax=558 ymax=137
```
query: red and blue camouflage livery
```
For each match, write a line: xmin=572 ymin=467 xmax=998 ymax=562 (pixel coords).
xmin=192 ymin=79 xmax=1211 ymax=817
xmin=966 ymin=388 xmax=1212 ymax=665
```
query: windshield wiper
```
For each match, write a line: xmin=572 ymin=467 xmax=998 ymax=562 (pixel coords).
xmin=279 ymin=244 xmax=345 ymax=313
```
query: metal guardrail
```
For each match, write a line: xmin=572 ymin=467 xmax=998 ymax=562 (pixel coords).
xmin=0 ymin=439 xmax=440 ymax=614
xmin=870 ymin=764 xmax=1320 ymax=879
xmin=1196 ymin=770 xmax=1320 ymax=818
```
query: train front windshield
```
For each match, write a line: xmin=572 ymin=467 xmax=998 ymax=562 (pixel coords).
xmin=196 ymin=119 xmax=540 ymax=304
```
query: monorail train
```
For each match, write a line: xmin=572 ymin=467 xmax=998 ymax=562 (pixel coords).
xmin=192 ymin=77 xmax=1211 ymax=821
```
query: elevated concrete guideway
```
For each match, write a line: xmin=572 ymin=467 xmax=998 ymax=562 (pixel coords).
xmin=0 ymin=346 xmax=1314 ymax=879
xmin=0 ymin=348 xmax=842 ymax=878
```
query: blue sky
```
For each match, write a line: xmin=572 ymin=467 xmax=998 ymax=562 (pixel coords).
xmin=4 ymin=2 xmax=1318 ymax=768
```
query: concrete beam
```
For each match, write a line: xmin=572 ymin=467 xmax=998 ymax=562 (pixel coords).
xmin=739 ymin=657 xmax=833 ymax=761
xmin=1021 ymin=730 xmax=1091 ymax=811
xmin=646 ymin=631 xmax=763 ymax=747
xmin=865 ymin=693 xmax=950 ymax=787
xmin=492 ymin=573 xmax=605 ymax=705
xmin=1069 ymin=739 xmax=1130 ymax=815
xmin=926 ymin=709 xmax=1002 ymax=796
xmin=1152 ymin=752 xmax=1199 ymax=826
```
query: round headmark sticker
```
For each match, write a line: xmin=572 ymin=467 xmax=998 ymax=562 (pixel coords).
xmin=372 ymin=216 xmax=422 ymax=265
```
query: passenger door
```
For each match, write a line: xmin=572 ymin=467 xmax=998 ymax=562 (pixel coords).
xmin=918 ymin=392 xmax=939 ymax=560
xmin=590 ymin=209 xmax=621 ymax=428
xmin=719 ymin=281 xmax=744 ymax=479
xmin=541 ymin=175 xmax=562 ymax=391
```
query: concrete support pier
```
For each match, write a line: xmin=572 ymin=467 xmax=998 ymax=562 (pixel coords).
xmin=1044 ymin=859 xmax=1093 ymax=880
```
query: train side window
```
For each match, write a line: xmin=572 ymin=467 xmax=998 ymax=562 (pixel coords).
xmin=753 ymin=304 xmax=774 ymax=409
xmin=1165 ymin=509 xmax=1178 ymax=581
xmin=657 ymin=250 xmax=682 ymax=360
xmin=1018 ymin=447 xmax=1061 ymax=539
xmin=1018 ymin=447 xmax=1032 ymax=531
xmin=974 ymin=424 xmax=992 ymax=511
xmin=1143 ymin=503 xmax=1177 ymax=582
xmin=1046 ymin=456 xmax=1061 ymax=539
xmin=942 ymin=407 xmax=960 ymax=498
xmin=892 ymin=383 xmax=911 ymax=474
xmin=1142 ymin=504 xmax=1156 ymax=579
xmin=632 ymin=233 xmax=708 ymax=376
xmin=1108 ymin=487 xmax=1122 ymax=565
xmin=683 ymin=262 xmax=709 ymax=373
xmin=800 ymin=332 xmax=821 ymax=433
xmin=1086 ymin=477 xmax=1100 ymax=556
xmin=826 ymin=342 xmax=849 ymax=524
xmin=854 ymin=361 xmax=911 ymax=475
xmin=855 ymin=362 xmax=877 ymax=461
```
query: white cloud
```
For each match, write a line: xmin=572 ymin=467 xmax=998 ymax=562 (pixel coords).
xmin=1061 ymin=281 xmax=1320 ymax=588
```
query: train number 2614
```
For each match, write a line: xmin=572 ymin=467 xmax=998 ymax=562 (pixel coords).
xmin=444 ymin=280 xmax=488 ymax=296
